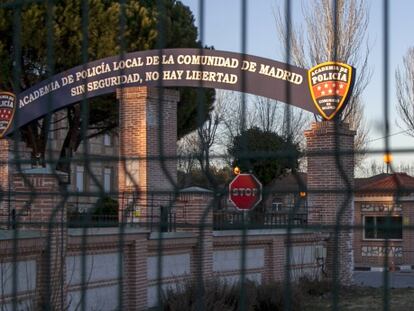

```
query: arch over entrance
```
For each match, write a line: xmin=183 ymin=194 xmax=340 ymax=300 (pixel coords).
xmin=1 ymin=48 xmax=354 ymax=137
xmin=0 ymin=48 xmax=357 ymax=286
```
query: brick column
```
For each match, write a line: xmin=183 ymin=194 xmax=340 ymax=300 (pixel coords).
xmin=176 ymin=189 xmax=214 ymax=280
xmin=117 ymin=87 xmax=179 ymax=224
xmin=0 ymin=138 xmax=37 ymax=229
xmin=270 ymin=237 xmax=285 ymax=282
xmin=304 ymin=121 xmax=355 ymax=285
xmin=0 ymin=139 xmax=12 ymax=228
xmin=124 ymin=234 xmax=148 ymax=311
xmin=12 ymin=169 xmax=68 ymax=309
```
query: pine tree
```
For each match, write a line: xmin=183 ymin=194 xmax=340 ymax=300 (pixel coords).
xmin=0 ymin=0 xmax=214 ymax=170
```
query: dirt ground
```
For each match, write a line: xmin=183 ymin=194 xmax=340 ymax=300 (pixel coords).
xmin=303 ymin=287 xmax=414 ymax=311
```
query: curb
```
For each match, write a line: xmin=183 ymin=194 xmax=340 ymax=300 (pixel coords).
xmin=354 ymin=265 xmax=414 ymax=272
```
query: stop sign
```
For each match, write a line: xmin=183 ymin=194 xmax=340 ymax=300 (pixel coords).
xmin=229 ymin=174 xmax=262 ymax=211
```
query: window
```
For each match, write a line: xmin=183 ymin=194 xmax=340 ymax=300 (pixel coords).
xmin=103 ymin=168 xmax=112 ymax=193
xmin=364 ymin=216 xmax=402 ymax=240
xmin=272 ymin=197 xmax=283 ymax=212
xmin=104 ymin=133 xmax=112 ymax=146
xmin=272 ymin=202 xmax=282 ymax=211
xmin=75 ymin=166 xmax=85 ymax=192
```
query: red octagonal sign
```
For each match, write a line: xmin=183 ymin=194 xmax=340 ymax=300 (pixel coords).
xmin=229 ymin=174 xmax=262 ymax=211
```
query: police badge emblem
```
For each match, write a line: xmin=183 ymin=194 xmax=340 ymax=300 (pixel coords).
xmin=308 ymin=62 xmax=354 ymax=120
xmin=0 ymin=92 xmax=16 ymax=138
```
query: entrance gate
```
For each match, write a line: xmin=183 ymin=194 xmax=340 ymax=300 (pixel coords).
xmin=0 ymin=1 xmax=401 ymax=311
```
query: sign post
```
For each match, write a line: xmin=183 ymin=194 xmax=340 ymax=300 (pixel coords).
xmin=228 ymin=173 xmax=262 ymax=211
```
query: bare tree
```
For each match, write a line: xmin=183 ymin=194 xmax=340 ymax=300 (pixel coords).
xmin=252 ymin=97 xmax=281 ymax=134
xmin=219 ymin=91 xmax=252 ymax=145
xmin=177 ymin=133 xmax=199 ymax=175
xmin=397 ymin=162 xmax=414 ymax=176
xmin=396 ymin=47 xmax=414 ymax=137
xmin=177 ymin=89 xmax=228 ymax=179
xmin=355 ymin=160 xmax=414 ymax=178
xmin=182 ymin=90 xmax=309 ymax=174
xmin=357 ymin=160 xmax=386 ymax=178
xmin=251 ymin=96 xmax=309 ymax=144
xmin=276 ymin=0 xmax=371 ymax=164
xmin=213 ymin=91 xmax=309 ymax=170
xmin=197 ymin=94 xmax=225 ymax=173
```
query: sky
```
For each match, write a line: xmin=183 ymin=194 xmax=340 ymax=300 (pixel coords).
xmin=180 ymin=0 xmax=414 ymax=171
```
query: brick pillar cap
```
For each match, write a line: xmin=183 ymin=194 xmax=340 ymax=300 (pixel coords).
xmin=304 ymin=121 xmax=356 ymax=137
xmin=180 ymin=186 xmax=213 ymax=194
xmin=18 ymin=166 xmax=68 ymax=176
xmin=179 ymin=186 xmax=214 ymax=202
xmin=149 ymin=231 xmax=196 ymax=240
xmin=15 ymin=166 xmax=69 ymax=184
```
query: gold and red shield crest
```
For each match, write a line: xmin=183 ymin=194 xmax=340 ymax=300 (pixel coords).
xmin=0 ymin=92 xmax=16 ymax=139
xmin=308 ymin=62 xmax=354 ymax=120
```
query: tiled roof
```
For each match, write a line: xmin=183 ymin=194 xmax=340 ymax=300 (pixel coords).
xmin=355 ymin=173 xmax=414 ymax=194
xmin=265 ymin=172 xmax=307 ymax=193
xmin=266 ymin=172 xmax=414 ymax=195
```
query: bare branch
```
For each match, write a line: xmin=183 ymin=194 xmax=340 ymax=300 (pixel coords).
xmin=396 ymin=47 xmax=414 ymax=137
xmin=276 ymin=0 xmax=371 ymax=165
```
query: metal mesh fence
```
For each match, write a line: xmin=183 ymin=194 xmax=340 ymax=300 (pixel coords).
xmin=0 ymin=0 xmax=412 ymax=310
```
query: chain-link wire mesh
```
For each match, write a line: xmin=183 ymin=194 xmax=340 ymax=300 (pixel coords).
xmin=0 ymin=0 xmax=412 ymax=310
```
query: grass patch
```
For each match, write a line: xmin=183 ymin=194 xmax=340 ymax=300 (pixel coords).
xmin=161 ymin=279 xmax=303 ymax=311
xmin=159 ymin=278 xmax=414 ymax=311
xmin=304 ymin=287 xmax=414 ymax=311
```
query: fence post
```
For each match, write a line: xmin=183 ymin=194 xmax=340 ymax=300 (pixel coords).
xmin=117 ymin=87 xmax=179 ymax=227
xmin=305 ymin=121 xmax=355 ymax=285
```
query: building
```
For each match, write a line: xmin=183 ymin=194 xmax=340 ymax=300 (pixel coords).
xmin=354 ymin=173 xmax=414 ymax=269
xmin=264 ymin=172 xmax=308 ymax=211
xmin=48 ymin=110 xmax=119 ymax=213
xmin=268 ymin=172 xmax=414 ymax=269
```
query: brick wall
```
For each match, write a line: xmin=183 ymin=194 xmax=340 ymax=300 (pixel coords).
xmin=12 ymin=170 xmax=68 ymax=310
xmin=0 ymin=235 xmax=43 ymax=309
xmin=46 ymin=109 xmax=120 ymax=212
xmin=305 ymin=121 xmax=355 ymax=285
xmin=124 ymin=234 xmax=148 ymax=310
xmin=0 ymin=139 xmax=32 ymax=229
xmin=1 ymin=227 xmax=327 ymax=310
xmin=0 ymin=175 xmax=328 ymax=310
xmin=354 ymin=196 xmax=414 ymax=268
xmin=12 ymin=170 xmax=67 ymax=230
xmin=0 ymin=139 xmax=11 ymax=228
xmin=403 ymin=197 xmax=414 ymax=266
xmin=173 ymin=190 xmax=214 ymax=285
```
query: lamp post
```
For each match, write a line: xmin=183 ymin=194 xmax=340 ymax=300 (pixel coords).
xmin=383 ymin=153 xmax=393 ymax=173
xmin=233 ymin=166 xmax=240 ymax=175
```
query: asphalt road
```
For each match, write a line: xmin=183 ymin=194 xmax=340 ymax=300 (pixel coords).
xmin=354 ymin=271 xmax=414 ymax=288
